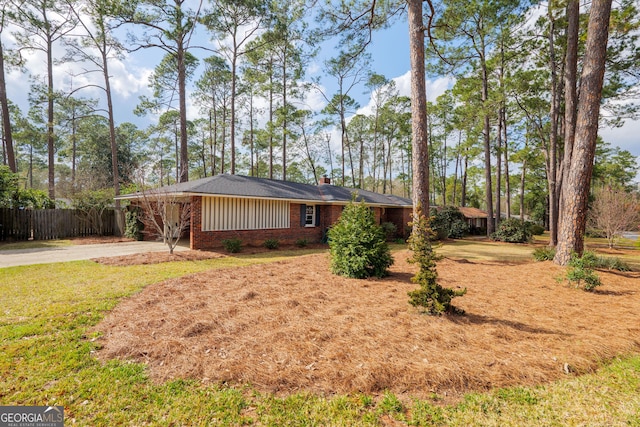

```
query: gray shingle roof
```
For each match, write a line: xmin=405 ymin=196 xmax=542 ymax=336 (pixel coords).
xmin=119 ymin=174 xmax=412 ymax=207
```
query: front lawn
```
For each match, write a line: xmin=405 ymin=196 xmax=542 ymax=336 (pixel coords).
xmin=1 ymin=242 xmax=639 ymax=426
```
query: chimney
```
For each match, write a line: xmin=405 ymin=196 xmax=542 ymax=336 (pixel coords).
xmin=319 ymin=175 xmax=331 ymax=185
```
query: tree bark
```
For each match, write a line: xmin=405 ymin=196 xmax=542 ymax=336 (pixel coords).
xmin=408 ymin=0 xmax=429 ymax=219
xmin=178 ymin=42 xmax=189 ymax=182
xmin=554 ymin=0 xmax=612 ymax=266
xmin=0 ymin=39 xmax=16 ymax=172
xmin=547 ymin=8 xmax=561 ymax=246
xmin=558 ymin=0 xmax=579 ymax=217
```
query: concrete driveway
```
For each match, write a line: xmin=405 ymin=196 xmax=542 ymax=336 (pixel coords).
xmin=0 ymin=240 xmax=189 ymax=268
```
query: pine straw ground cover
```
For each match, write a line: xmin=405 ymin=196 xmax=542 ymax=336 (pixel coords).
xmin=95 ymin=249 xmax=640 ymax=402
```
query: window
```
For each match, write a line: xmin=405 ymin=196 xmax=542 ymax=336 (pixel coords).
xmin=201 ymin=196 xmax=290 ymax=231
xmin=305 ymin=205 xmax=316 ymax=227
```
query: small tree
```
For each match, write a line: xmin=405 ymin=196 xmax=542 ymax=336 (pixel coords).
xmin=328 ymin=196 xmax=393 ymax=279
xmin=132 ymin=171 xmax=191 ymax=254
xmin=407 ymin=205 xmax=466 ymax=315
xmin=72 ymin=189 xmax=114 ymax=236
xmin=588 ymin=184 xmax=640 ymax=248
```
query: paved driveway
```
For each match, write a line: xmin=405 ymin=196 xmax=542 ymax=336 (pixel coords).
xmin=0 ymin=241 xmax=188 ymax=268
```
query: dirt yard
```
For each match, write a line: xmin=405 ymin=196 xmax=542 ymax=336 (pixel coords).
xmin=95 ymin=250 xmax=640 ymax=401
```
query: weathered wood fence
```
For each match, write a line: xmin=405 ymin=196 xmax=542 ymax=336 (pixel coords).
xmin=0 ymin=208 xmax=115 ymax=241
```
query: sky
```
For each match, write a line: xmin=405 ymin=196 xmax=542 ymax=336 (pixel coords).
xmin=3 ymin=4 xmax=639 ymax=182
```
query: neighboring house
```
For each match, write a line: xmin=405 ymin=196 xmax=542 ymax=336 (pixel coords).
xmin=117 ymin=174 xmax=413 ymax=250
xmin=457 ymin=207 xmax=489 ymax=233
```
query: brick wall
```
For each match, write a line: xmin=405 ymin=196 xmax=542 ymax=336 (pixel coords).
xmin=189 ymin=196 xmax=412 ymax=250
xmin=191 ymin=196 xmax=325 ymax=249
xmin=385 ymin=207 xmax=412 ymax=239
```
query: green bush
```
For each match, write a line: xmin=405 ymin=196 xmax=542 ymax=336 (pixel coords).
xmin=532 ymin=246 xmax=556 ymax=261
xmin=222 ymin=238 xmax=242 ymax=253
xmin=579 ymin=251 xmax=631 ymax=272
xmin=407 ymin=205 xmax=466 ymax=315
xmin=602 ymin=258 xmax=631 ymax=272
xmin=528 ymin=223 xmax=545 ymax=235
xmin=492 ymin=218 xmax=532 ymax=243
xmin=380 ymin=222 xmax=398 ymax=240
xmin=263 ymin=238 xmax=280 ymax=250
xmin=429 ymin=206 xmax=469 ymax=239
xmin=124 ymin=208 xmax=143 ymax=240
xmin=567 ymin=252 xmax=601 ymax=291
xmin=0 ymin=166 xmax=54 ymax=209
xmin=328 ymin=197 xmax=393 ymax=279
xmin=295 ymin=238 xmax=308 ymax=248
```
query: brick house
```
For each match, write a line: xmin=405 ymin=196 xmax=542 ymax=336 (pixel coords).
xmin=118 ymin=174 xmax=413 ymax=250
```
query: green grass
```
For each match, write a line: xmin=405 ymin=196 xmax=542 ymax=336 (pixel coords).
xmin=1 ymin=244 xmax=639 ymax=425
xmin=0 ymin=239 xmax=73 ymax=251
xmin=435 ymin=239 xmax=536 ymax=262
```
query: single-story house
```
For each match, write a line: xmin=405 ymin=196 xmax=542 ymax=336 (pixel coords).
xmin=457 ymin=206 xmax=489 ymax=232
xmin=117 ymin=174 xmax=413 ymax=250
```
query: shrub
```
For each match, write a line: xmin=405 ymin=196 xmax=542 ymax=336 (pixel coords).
xmin=263 ymin=238 xmax=280 ymax=250
xmin=567 ymin=252 xmax=601 ymax=291
xmin=328 ymin=197 xmax=393 ymax=279
xmin=222 ymin=238 xmax=242 ymax=253
xmin=380 ymin=222 xmax=398 ymax=240
xmin=407 ymin=205 xmax=466 ymax=315
xmin=603 ymin=258 xmax=631 ymax=272
xmin=532 ymin=246 xmax=555 ymax=261
xmin=528 ymin=223 xmax=545 ymax=236
xmin=429 ymin=206 xmax=469 ymax=239
xmin=492 ymin=218 xmax=532 ymax=243
xmin=124 ymin=208 xmax=143 ymax=240
xmin=295 ymin=238 xmax=308 ymax=248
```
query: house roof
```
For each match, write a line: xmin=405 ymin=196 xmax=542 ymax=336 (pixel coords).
xmin=118 ymin=174 xmax=413 ymax=207
xmin=457 ymin=206 xmax=489 ymax=219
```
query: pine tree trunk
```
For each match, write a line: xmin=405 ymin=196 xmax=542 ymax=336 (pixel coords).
xmin=408 ymin=0 xmax=429 ymax=218
xmin=0 ymin=40 xmax=16 ymax=173
xmin=554 ymin=0 xmax=612 ymax=266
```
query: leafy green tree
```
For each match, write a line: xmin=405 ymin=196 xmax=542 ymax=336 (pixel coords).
xmin=64 ymin=0 xmax=129 ymax=218
xmin=328 ymin=196 xmax=393 ymax=279
xmin=0 ymin=165 xmax=52 ymax=208
xmin=120 ymin=0 xmax=202 ymax=183
xmin=192 ymin=56 xmax=232 ymax=176
xmin=10 ymin=0 xmax=77 ymax=199
xmin=203 ymin=0 xmax=266 ymax=175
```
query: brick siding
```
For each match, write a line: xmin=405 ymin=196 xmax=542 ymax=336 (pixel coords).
xmin=189 ymin=196 xmax=411 ymax=250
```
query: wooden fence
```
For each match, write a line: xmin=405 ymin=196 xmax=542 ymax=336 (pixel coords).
xmin=0 ymin=208 xmax=115 ymax=241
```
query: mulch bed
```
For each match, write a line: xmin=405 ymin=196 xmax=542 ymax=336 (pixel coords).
xmin=93 ymin=250 xmax=640 ymax=401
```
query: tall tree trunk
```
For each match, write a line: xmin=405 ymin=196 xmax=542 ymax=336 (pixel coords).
xmin=103 ymin=44 xmax=121 ymax=215
xmin=461 ymin=153 xmax=468 ymax=207
xmin=47 ymin=35 xmax=55 ymax=200
xmin=480 ymin=50 xmax=493 ymax=235
xmin=559 ymin=0 xmax=579 ymax=216
xmin=520 ymin=158 xmax=527 ymax=220
xmin=495 ymin=108 xmax=502 ymax=227
xmin=408 ymin=0 xmax=429 ymax=219
xmin=503 ymin=109 xmax=511 ymax=218
xmin=547 ymin=10 xmax=561 ymax=246
xmin=554 ymin=0 xmax=612 ymax=266
xmin=230 ymin=51 xmax=237 ymax=175
xmin=178 ymin=43 xmax=189 ymax=182
xmin=282 ymin=49 xmax=287 ymax=181
xmin=0 ymin=40 xmax=16 ymax=173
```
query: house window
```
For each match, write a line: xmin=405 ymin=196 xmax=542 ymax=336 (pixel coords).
xmin=305 ymin=205 xmax=316 ymax=227
xmin=201 ymin=196 xmax=290 ymax=231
